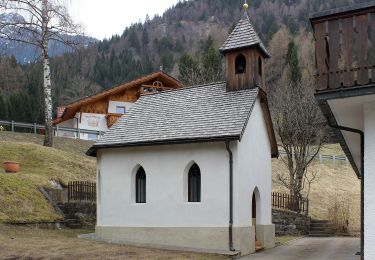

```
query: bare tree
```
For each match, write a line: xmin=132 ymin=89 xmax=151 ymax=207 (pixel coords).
xmin=0 ymin=0 xmax=82 ymax=146
xmin=271 ymin=79 xmax=327 ymax=203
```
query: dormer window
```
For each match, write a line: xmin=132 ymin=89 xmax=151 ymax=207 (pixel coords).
xmin=235 ymin=54 xmax=246 ymax=74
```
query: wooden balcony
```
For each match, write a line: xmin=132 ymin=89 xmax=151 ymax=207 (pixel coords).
xmin=310 ymin=2 xmax=375 ymax=92
xmin=106 ymin=113 xmax=123 ymax=127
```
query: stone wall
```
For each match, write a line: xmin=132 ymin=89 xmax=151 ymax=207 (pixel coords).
xmin=272 ymin=209 xmax=311 ymax=235
xmin=59 ymin=202 xmax=96 ymax=229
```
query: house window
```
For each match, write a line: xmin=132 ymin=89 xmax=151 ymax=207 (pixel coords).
xmin=116 ymin=106 xmax=126 ymax=114
xmin=88 ymin=133 xmax=98 ymax=140
xmin=188 ymin=164 xmax=201 ymax=202
xmin=135 ymin=167 xmax=146 ymax=203
xmin=235 ymin=54 xmax=246 ymax=74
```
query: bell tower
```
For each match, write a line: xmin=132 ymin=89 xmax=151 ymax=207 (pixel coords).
xmin=219 ymin=2 xmax=270 ymax=91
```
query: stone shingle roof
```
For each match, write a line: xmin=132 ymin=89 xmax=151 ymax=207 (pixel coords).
xmin=87 ymin=83 xmax=260 ymax=155
xmin=219 ymin=16 xmax=270 ymax=57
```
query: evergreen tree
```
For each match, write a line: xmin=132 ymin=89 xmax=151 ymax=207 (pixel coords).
xmin=161 ymin=51 xmax=174 ymax=72
xmin=202 ymin=37 xmax=223 ymax=83
xmin=142 ymin=29 xmax=149 ymax=46
xmin=178 ymin=54 xmax=201 ymax=85
xmin=128 ymin=27 xmax=140 ymax=52
xmin=285 ymin=41 xmax=302 ymax=87
xmin=0 ymin=90 xmax=8 ymax=120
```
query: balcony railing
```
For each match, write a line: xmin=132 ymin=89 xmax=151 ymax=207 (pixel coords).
xmin=310 ymin=3 xmax=375 ymax=91
xmin=105 ymin=113 xmax=123 ymax=127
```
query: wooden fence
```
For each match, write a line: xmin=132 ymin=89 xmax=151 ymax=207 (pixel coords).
xmin=68 ymin=181 xmax=96 ymax=203
xmin=272 ymin=192 xmax=309 ymax=215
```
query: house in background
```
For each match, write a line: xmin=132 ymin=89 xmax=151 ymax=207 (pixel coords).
xmin=310 ymin=2 xmax=375 ymax=259
xmin=53 ymin=72 xmax=182 ymax=140
xmin=87 ymin=8 xmax=278 ymax=256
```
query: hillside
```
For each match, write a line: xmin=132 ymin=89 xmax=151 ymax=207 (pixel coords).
xmin=0 ymin=132 xmax=95 ymax=223
xmin=0 ymin=0 xmax=369 ymax=123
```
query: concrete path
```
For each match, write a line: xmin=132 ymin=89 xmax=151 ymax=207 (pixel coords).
xmin=242 ymin=237 xmax=360 ymax=260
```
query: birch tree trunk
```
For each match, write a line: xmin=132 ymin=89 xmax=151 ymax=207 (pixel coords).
xmin=42 ymin=0 xmax=53 ymax=147
xmin=43 ymin=52 xmax=53 ymax=147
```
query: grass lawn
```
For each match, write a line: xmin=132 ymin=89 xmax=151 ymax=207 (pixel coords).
xmin=0 ymin=132 xmax=96 ymax=223
xmin=0 ymin=224 xmax=227 ymax=259
xmin=0 ymin=131 xmax=94 ymax=156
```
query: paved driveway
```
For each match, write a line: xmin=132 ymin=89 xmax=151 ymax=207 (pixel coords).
xmin=242 ymin=237 xmax=360 ymax=260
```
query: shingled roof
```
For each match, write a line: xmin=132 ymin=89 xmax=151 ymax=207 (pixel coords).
xmin=87 ymin=83 xmax=278 ymax=157
xmin=219 ymin=16 xmax=270 ymax=57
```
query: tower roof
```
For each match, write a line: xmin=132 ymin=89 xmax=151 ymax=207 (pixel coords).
xmin=219 ymin=17 xmax=270 ymax=58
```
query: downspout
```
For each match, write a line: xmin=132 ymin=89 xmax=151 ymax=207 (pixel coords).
xmin=74 ymin=116 xmax=79 ymax=139
xmin=225 ymin=140 xmax=235 ymax=252
xmin=329 ymin=123 xmax=364 ymax=260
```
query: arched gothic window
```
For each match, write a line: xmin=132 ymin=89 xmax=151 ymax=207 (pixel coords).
xmin=235 ymin=54 xmax=246 ymax=74
xmin=136 ymin=167 xmax=146 ymax=203
xmin=188 ymin=164 xmax=201 ymax=202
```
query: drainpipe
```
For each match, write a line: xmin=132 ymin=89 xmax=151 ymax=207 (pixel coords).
xmin=225 ymin=141 xmax=235 ymax=252
xmin=74 ymin=116 xmax=79 ymax=139
xmin=329 ymin=123 xmax=364 ymax=260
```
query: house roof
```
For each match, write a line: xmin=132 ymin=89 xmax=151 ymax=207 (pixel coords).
xmin=53 ymin=71 xmax=183 ymax=125
xmin=87 ymin=83 xmax=278 ymax=157
xmin=219 ymin=16 xmax=270 ymax=57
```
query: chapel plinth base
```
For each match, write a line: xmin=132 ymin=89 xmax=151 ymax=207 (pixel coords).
xmin=95 ymin=225 xmax=261 ymax=256
xmin=256 ymin=224 xmax=275 ymax=249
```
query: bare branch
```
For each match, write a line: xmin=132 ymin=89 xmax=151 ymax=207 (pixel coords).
xmin=0 ymin=0 xmax=82 ymax=147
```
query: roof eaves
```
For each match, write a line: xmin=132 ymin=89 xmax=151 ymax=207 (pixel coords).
xmin=220 ymin=43 xmax=270 ymax=58
xmin=86 ymin=135 xmax=240 ymax=157
xmin=315 ymin=94 xmax=361 ymax=178
xmin=64 ymin=71 xmax=181 ymax=109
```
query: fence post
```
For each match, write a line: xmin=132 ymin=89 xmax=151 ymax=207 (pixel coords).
xmin=78 ymin=128 xmax=80 ymax=139
xmin=11 ymin=120 xmax=14 ymax=132
xmin=56 ymin=125 xmax=59 ymax=137
xmin=34 ymin=123 xmax=37 ymax=134
xmin=333 ymin=155 xmax=336 ymax=165
xmin=68 ymin=182 xmax=70 ymax=203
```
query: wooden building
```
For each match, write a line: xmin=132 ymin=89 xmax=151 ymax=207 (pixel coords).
xmin=310 ymin=2 xmax=375 ymax=259
xmin=53 ymin=71 xmax=182 ymax=140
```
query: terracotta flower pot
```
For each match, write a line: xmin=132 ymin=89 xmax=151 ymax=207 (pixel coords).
xmin=3 ymin=162 xmax=20 ymax=173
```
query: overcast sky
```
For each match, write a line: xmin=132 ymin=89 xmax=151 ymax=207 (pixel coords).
xmin=69 ymin=0 xmax=180 ymax=40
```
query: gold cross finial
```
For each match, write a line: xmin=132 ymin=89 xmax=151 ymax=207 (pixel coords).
xmin=243 ymin=0 xmax=249 ymax=12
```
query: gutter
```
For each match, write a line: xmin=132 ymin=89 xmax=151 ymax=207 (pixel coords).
xmin=328 ymin=123 xmax=364 ymax=260
xmin=225 ymin=140 xmax=235 ymax=252
xmin=87 ymin=135 xmax=240 ymax=157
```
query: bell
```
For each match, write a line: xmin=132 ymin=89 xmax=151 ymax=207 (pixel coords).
xmin=236 ymin=64 xmax=245 ymax=74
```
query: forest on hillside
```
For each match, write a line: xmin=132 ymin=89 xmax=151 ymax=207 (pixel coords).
xmin=0 ymin=0 xmax=371 ymax=123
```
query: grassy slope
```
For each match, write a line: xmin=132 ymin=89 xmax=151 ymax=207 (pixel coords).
xmin=0 ymin=132 xmax=96 ymax=223
xmin=272 ymin=159 xmax=360 ymax=234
